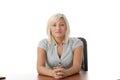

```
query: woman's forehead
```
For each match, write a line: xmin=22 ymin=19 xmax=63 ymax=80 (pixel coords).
xmin=51 ymin=18 xmax=65 ymax=24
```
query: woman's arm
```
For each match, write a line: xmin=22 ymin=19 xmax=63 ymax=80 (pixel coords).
xmin=55 ymin=46 xmax=83 ymax=78
xmin=37 ymin=48 xmax=63 ymax=79
xmin=65 ymin=46 xmax=83 ymax=76
xmin=37 ymin=48 xmax=52 ymax=76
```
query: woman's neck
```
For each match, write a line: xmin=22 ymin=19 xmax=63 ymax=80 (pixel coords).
xmin=54 ymin=37 xmax=65 ymax=46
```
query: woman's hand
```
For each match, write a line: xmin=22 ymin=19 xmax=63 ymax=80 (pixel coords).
xmin=51 ymin=68 xmax=63 ymax=79
xmin=52 ymin=66 xmax=66 ymax=79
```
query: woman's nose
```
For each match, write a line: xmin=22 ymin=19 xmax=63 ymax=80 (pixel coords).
xmin=56 ymin=25 xmax=60 ymax=29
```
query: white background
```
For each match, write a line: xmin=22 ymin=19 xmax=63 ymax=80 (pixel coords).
xmin=0 ymin=0 xmax=120 ymax=79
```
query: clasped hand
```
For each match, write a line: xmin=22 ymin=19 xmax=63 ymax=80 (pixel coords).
xmin=52 ymin=66 xmax=66 ymax=79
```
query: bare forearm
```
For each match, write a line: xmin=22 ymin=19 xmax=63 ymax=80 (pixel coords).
xmin=64 ymin=66 xmax=81 ymax=77
xmin=37 ymin=66 xmax=52 ymax=77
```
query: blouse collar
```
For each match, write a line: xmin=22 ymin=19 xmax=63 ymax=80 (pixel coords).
xmin=53 ymin=39 xmax=68 ymax=46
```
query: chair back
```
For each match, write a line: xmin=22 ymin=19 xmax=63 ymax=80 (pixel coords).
xmin=78 ymin=37 xmax=88 ymax=71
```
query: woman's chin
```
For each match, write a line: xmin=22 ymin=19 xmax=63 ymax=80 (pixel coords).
xmin=54 ymin=35 xmax=64 ymax=38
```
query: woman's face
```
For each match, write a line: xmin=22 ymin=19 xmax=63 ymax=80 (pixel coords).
xmin=50 ymin=18 xmax=67 ymax=38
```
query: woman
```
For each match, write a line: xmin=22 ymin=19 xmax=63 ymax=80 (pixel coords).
xmin=37 ymin=13 xmax=83 ymax=79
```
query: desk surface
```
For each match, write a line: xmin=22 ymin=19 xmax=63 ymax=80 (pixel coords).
xmin=38 ymin=71 xmax=88 ymax=80
xmin=3 ymin=71 xmax=87 ymax=80
xmin=2 ymin=71 xmax=119 ymax=80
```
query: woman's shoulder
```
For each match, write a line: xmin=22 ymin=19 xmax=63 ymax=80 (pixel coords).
xmin=69 ymin=37 xmax=82 ymax=42
xmin=38 ymin=38 xmax=49 ymax=47
xmin=68 ymin=37 xmax=83 ymax=47
xmin=37 ymin=38 xmax=49 ymax=50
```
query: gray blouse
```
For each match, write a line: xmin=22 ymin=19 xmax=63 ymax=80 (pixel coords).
xmin=38 ymin=38 xmax=83 ymax=69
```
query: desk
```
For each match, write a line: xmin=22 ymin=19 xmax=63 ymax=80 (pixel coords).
xmin=38 ymin=71 xmax=88 ymax=80
xmin=3 ymin=71 xmax=119 ymax=80
xmin=3 ymin=71 xmax=88 ymax=80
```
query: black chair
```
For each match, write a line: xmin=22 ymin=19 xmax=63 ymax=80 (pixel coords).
xmin=0 ymin=76 xmax=6 ymax=79
xmin=78 ymin=37 xmax=88 ymax=71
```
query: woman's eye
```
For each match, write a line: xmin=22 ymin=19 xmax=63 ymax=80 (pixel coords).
xmin=52 ymin=24 xmax=56 ymax=27
xmin=60 ymin=24 xmax=64 ymax=26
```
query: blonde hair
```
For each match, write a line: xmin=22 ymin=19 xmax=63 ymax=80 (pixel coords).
xmin=46 ymin=13 xmax=70 ymax=44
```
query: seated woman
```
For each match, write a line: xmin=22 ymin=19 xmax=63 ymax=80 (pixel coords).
xmin=37 ymin=13 xmax=83 ymax=79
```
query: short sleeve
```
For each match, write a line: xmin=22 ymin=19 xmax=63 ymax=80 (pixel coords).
xmin=37 ymin=39 xmax=48 ymax=51
xmin=72 ymin=38 xmax=83 ymax=50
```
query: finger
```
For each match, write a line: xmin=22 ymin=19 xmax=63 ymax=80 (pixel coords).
xmin=54 ymin=75 xmax=63 ymax=79
xmin=56 ymin=72 xmax=64 ymax=76
xmin=53 ymin=67 xmax=57 ymax=69
xmin=57 ymin=68 xmax=64 ymax=71
xmin=53 ymin=73 xmax=62 ymax=79
xmin=54 ymin=68 xmax=63 ymax=73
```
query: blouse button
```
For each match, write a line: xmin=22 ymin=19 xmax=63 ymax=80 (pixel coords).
xmin=58 ymin=62 xmax=61 ymax=66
